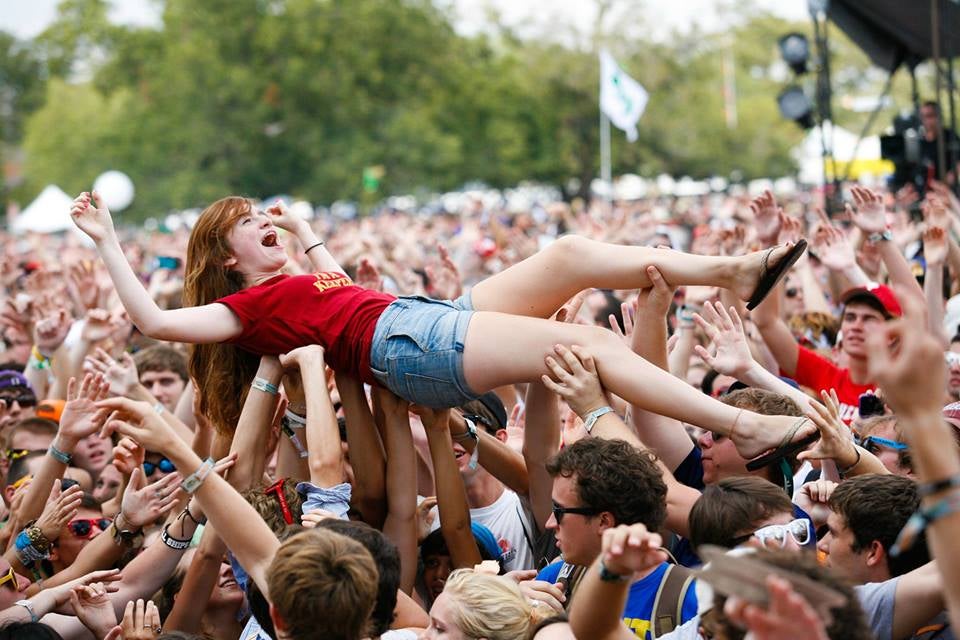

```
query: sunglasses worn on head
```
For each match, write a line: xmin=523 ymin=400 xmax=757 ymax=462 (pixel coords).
xmin=551 ymin=501 xmax=602 ymax=525
xmin=67 ymin=518 xmax=112 ymax=539
xmin=143 ymin=458 xmax=176 ymax=477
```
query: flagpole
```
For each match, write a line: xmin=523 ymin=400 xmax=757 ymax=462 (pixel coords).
xmin=600 ymin=111 xmax=612 ymax=203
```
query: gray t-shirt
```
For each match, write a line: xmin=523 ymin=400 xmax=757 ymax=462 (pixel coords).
xmin=856 ymin=578 xmax=954 ymax=640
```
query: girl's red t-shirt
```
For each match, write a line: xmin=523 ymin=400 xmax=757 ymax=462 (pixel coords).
xmin=216 ymin=272 xmax=396 ymax=384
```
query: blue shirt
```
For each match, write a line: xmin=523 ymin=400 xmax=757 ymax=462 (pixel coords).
xmin=537 ymin=560 xmax=698 ymax=639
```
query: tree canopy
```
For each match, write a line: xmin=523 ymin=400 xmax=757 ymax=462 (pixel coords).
xmin=0 ymin=0 xmax=936 ymax=218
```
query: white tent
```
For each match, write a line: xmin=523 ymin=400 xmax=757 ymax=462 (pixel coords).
xmin=11 ymin=185 xmax=75 ymax=234
xmin=795 ymin=122 xmax=891 ymax=186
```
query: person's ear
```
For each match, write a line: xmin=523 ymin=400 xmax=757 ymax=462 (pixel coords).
xmin=3 ymin=486 xmax=13 ymax=506
xmin=223 ymin=256 xmax=238 ymax=269
xmin=494 ymin=428 xmax=509 ymax=443
xmin=268 ymin=603 xmax=288 ymax=633
xmin=865 ymin=539 xmax=886 ymax=567
xmin=597 ymin=511 xmax=616 ymax=531
xmin=48 ymin=544 xmax=60 ymax=563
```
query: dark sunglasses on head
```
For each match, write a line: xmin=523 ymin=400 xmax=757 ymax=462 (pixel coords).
xmin=67 ymin=518 xmax=112 ymax=539
xmin=143 ymin=458 xmax=176 ymax=477
xmin=462 ymin=413 xmax=498 ymax=435
xmin=551 ymin=501 xmax=601 ymax=525
xmin=0 ymin=393 xmax=36 ymax=408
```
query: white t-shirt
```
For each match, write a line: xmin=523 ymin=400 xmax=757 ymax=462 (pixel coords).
xmin=469 ymin=488 xmax=536 ymax=571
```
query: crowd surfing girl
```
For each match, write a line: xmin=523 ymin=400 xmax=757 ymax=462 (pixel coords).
xmin=69 ymin=191 xmax=814 ymax=467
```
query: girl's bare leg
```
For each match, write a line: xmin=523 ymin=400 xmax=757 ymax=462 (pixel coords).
xmin=461 ymin=311 xmax=814 ymax=459
xmin=469 ymin=235 xmax=796 ymax=318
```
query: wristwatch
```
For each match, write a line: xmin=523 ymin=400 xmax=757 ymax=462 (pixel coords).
xmin=598 ymin=560 xmax=631 ymax=583
xmin=867 ymin=230 xmax=893 ymax=243
xmin=111 ymin=513 xmax=144 ymax=549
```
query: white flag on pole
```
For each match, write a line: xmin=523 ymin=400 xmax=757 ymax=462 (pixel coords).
xmin=599 ymin=49 xmax=648 ymax=142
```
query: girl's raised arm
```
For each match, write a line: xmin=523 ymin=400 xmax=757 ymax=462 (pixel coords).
xmin=71 ymin=192 xmax=242 ymax=344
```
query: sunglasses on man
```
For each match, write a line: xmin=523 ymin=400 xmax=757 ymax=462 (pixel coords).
xmin=551 ymin=501 xmax=602 ymax=525
xmin=0 ymin=392 xmax=36 ymax=408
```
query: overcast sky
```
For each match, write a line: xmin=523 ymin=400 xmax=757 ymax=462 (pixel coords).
xmin=1 ymin=0 xmax=810 ymax=41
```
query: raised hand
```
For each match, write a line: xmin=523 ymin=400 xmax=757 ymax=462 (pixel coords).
xmin=119 ymin=467 xmax=182 ymax=530
xmin=109 ymin=599 xmax=162 ymax=640
xmin=922 ymin=196 xmax=952 ymax=230
xmin=425 ymin=245 xmax=462 ymax=300
xmin=866 ymin=287 xmax=945 ymax=417
xmin=97 ymin=397 xmax=180 ymax=455
xmin=541 ymin=344 xmax=609 ymax=419
xmin=59 ymin=374 xmax=111 ymax=446
xmin=81 ymin=308 xmax=121 ymax=343
xmin=600 ymin=523 xmax=667 ymax=578
xmin=750 ymin=190 xmax=783 ymax=244
xmin=264 ymin=199 xmax=307 ymax=235
xmin=777 ymin=214 xmax=804 ymax=248
xmin=797 ymin=389 xmax=857 ymax=465
xmin=279 ymin=344 xmax=326 ymax=371
xmin=811 ymin=224 xmax=856 ymax=272
xmin=848 ymin=186 xmax=887 ymax=234
xmin=355 ymin=258 xmax=384 ymax=292
xmin=112 ymin=437 xmax=145 ymax=476
xmin=33 ymin=306 xmax=74 ymax=356
xmin=69 ymin=191 xmax=116 ymax=245
xmin=518 ymin=577 xmax=567 ymax=613
xmin=84 ymin=348 xmax=140 ymax=396
xmin=68 ymin=260 xmax=101 ymax=312
xmin=553 ymin=289 xmax=589 ymax=324
xmin=70 ymin=581 xmax=119 ymax=639
xmin=636 ymin=265 xmax=674 ymax=320
xmin=416 ymin=496 xmax=437 ymax=544
xmin=35 ymin=481 xmax=83 ymax=542
xmin=923 ymin=225 xmax=949 ymax=266
xmin=692 ymin=302 xmax=754 ymax=378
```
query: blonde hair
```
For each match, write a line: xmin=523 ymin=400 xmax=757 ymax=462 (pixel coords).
xmin=441 ymin=569 xmax=538 ymax=640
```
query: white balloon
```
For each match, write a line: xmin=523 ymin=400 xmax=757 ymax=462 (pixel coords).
xmin=93 ymin=171 xmax=135 ymax=211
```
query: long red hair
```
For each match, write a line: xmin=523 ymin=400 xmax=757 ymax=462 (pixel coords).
xmin=183 ymin=196 xmax=261 ymax=435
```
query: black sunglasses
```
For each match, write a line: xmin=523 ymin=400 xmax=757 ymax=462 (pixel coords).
xmin=551 ymin=501 xmax=602 ymax=524
xmin=143 ymin=458 xmax=176 ymax=477
xmin=0 ymin=393 xmax=36 ymax=408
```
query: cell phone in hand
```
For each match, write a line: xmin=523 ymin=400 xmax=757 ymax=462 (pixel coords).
xmin=154 ymin=256 xmax=182 ymax=270
xmin=60 ymin=478 xmax=79 ymax=491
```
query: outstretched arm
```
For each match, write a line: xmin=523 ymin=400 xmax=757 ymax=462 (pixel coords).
xmin=70 ymin=192 xmax=242 ymax=344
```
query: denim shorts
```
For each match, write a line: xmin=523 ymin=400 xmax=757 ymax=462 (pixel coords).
xmin=369 ymin=293 xmax=480 ymax=408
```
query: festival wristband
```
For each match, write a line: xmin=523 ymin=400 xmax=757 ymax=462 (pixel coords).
xmin=160 ymin=524 xmax=192 ymax=551
xmin=251 ymin=377 xmax=279 ymax=395
xmin=918 ymin=474 xmax=960 ymax=499
xmin=48 ymin=444 xmax=72 ymax=465
xmin=281 ymin=421 xmax=309 ymax=458
xmin=283 ymin=409 xmax=307 ymax=428
xmin=180 ymin=457 xmax=215 ymax=494
xmin=891 ymin=489 xmax=960 ymax=556
xmin=598 ymin=559 xmax=631 ymax=583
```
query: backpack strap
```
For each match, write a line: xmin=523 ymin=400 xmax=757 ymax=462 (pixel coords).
xmin=652 ymin=564 xmax=694 ymax=638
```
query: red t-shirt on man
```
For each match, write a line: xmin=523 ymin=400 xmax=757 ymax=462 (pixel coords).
xmin=793 ymin=345 xmax=875 ymax=423
xmin=217 ymin=272 xmax=396 ymax=384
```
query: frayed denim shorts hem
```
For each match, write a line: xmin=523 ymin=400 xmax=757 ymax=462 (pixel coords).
xmin=369 ymin=293 xmax=480 ymax=408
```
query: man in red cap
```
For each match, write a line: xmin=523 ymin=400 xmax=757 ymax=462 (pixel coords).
xmin=753 ymin=282 xmax=901 ymax=423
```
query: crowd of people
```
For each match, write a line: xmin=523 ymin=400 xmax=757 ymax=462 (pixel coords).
xmin=0 ymin=170 xmax=957 ymax=640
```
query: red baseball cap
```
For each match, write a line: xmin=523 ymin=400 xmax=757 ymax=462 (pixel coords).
xmin=840 ymin=283 xmax=902 ymax=318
